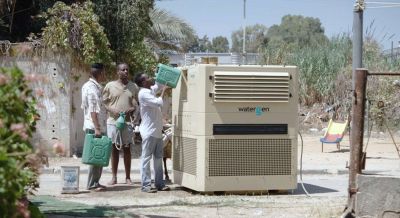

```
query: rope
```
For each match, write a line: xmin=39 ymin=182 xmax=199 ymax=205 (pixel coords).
xmin=115 ymin=129 xmax=123 ymax=150
xmin=382 ymin=119 xmax=400 ymax=158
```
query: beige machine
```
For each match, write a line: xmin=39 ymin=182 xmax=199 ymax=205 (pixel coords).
xmin=172 ymin=64 xmax=298 ymax=192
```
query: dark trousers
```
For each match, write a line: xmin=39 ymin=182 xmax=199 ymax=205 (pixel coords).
xmin=85 ymin=129 xmax=104 ymax=189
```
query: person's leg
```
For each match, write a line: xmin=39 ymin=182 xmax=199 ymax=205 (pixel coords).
xmin=154 ymin=138 xmax=167 ymax=190
xmin=123 ymin=145 xmax=132 ymax=184
xmin=122 ymin=125 xmax=134 ymax=184
xmin=107 ymin=124 xmax=119 ymax=185
xmin=163 ymin=157 xmax=169 ymax=180
xmin=88 ymin=165 xmax=104 ymax=189
xmin=87 ymin=165 xmax=104 ymax=189
xmin=141 ymin=136 xmax=156 ymax=191
xmin=87 ymin=165 xmax=95 ymax=190
xmin=108 ymin=145 xmax=119 ymax=185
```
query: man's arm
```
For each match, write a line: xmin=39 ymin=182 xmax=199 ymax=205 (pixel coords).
xmin=102 ymin=83 xmax=120 ymax=117
xmin=140 ymin=90 xmax=164 ymax=108
xmin=90 ymin=112 xmax=101 ymax=136
xmin=87 ymin=88 xmax=102 ymax=136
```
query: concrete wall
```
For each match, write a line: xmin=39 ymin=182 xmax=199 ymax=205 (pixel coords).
xmin=356 ymin=174 xmax=400 ymax=218
xmin=1 ymin=53 xmax=89 ymax=157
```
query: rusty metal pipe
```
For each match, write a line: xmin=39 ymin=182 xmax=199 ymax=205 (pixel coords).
xmin=348 ymin=68 xmax=368 ymax=209
xmin=368 ymin=72 xmax=400 ymax=76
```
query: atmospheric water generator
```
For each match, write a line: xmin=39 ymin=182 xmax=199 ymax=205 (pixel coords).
xmin=172 ymin=64 xmax=298 ymax=192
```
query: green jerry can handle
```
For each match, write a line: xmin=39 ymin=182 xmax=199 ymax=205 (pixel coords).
xmin=116 ymin=112 xmax=126 ymax=130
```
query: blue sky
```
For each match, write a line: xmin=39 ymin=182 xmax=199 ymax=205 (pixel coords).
xmin=156 ymin=0 xmax=400 ymax=50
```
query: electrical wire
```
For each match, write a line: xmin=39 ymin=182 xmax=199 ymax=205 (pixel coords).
xmin=298 ymin=131 xmax=310 ymax=197
xmin=365 ymin=1 xmax=400 ymax=8
xmin=366 ymin=1 xmax=400 ymax=4
xmin=367 ymin=4 xmax=400 ymax=7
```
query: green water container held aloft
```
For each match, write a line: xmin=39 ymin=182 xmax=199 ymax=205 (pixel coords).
xmin=82 ymin=134 xmax=112 ymax=166
xmin=155 ymin=63 xmax=181 ymax=88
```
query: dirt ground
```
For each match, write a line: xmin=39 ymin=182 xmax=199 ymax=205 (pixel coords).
xmin=33 ymin=132 xmax=400 ymax=217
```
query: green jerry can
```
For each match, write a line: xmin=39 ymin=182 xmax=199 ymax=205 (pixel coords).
xmin=155 ymin=63 xmax=181 ymax=88
xmin=82 ymin=134 xmax=112 ymax=166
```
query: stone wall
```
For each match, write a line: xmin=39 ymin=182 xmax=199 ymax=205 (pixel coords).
xmin=1 ymin=52 xmax=89 ymax=157
xmin=356 ymin=174 xmax=400 ymax=218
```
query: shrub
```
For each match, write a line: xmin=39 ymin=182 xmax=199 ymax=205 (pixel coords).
xmin=0 ymin=67 xmax=42 ymax=218
xmin=41 ymin=1 xmax=113 ymax=65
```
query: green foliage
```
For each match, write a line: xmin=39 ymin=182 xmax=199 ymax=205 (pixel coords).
xmin=199 ymin=35 xmax=213 ymax=52
xmin=262 ymin=34 xmax=352 ymax=105
xmin=0 ymin=0 xmax=79 ymax=42
xmin=126 ymin=41 xmax=158 ymax=75
xmin=92 ymin=0 xmax=154 ymax=65
xmin=147 ymin=7 xmax=195 ymax=52
xmin=211 ymin=36 xmax=230 ymax=53
xmin=266 ymin=15 xmax=328 ymax=49
xmin=0 ymin=67 xmax=41 ymax=218
xmin=262 ymin=29 xmax=400 ymax=127
xmin=362 ymin=38 xmax=400 ymax=127
xmin=180 ymin=33 xmax=200 ymax=53
xmin=41 ymin=1 xmax=113 ymax=65
xmin=231 ymin=24 xmax=268 ymax=53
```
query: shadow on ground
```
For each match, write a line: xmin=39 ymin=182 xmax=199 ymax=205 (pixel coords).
xmin=293 ymin=183 xmax=338 ymax=195
xmin=328 ymin=149 xmax=350 ymax=153
xmin=30 ymin=195 xmax=138 ymax=217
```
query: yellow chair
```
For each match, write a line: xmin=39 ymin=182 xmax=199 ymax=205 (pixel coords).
xmin=320 ymin=119 xmax=348 ymax=152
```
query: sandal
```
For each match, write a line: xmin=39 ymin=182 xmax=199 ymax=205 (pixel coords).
xmin=107 ymin=178 xmax=117 ymax=186
xmin=125 ymin=178 xmax=133 ymax=185
xmin=92 ymin=186 xmax=106 ymax=192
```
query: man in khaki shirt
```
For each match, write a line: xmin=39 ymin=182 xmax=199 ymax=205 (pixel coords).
xmin=103 ymin=63 xmax=139 ymax=185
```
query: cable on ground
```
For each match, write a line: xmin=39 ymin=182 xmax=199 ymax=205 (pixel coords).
xmin=298 ymin=131 xmax=310 ymax=197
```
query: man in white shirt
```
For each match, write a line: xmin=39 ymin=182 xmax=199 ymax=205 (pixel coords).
xmin=134 ymin=73 xmax=170 ymax=193
xmin=81 ymin=63 xmax=107 ymax=191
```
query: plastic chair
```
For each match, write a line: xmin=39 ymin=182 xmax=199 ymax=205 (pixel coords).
xmin=320 ymin=119 xmax=348 ymax=152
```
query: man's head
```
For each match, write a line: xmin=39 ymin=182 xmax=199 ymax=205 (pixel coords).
xmin=134 ymin=73 xmax=154 ymax=89
xmin=117 ymin=63 xmax=129 ymax=83
xmin=90 ymin=63 xmax=104 ymax=81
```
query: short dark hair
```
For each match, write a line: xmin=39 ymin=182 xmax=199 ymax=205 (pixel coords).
xmin=90 ymin=63 xmax=104 ymax=77
xmin=91 ymin=63 xmax=104 ymax=70
xmin=134 ymin=73 xmax=146 ymax=87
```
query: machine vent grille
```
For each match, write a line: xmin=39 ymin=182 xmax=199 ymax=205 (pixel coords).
xmin=213 ymin=71 xmax=290 ymax=102
xmin=208 ymin=139 xmax=292 ymax=176
xmin=173 ymin=137 xmax=197 ymax=176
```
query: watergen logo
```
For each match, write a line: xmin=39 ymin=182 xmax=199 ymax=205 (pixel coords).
xmin=238 ymin=106 xmax=270 ymax=116
xmin=255 ymin=107 xmax=262 ymax=116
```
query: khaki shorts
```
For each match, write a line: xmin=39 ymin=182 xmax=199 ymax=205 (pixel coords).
xmin=107 ymin=124 xmax=134 ymax=146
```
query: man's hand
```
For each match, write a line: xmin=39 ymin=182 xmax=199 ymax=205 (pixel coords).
xmin=108 ymin=107 xmax=121 ymax=117
xmin=125 ymin=107 xmax=135 ymax=114
xmin=94 ymin=128 xmax=102 ymax=138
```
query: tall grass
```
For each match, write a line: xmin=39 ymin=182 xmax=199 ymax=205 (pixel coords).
xmin=262 ymin=34 xmax=352 ymax=106
xmin=261 ymin=33 xmax=400 ymax=126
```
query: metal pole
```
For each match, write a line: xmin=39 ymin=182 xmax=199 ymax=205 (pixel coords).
xmin=352 ymin=0 xmax=364 ymax=89
xmin=348 ymin=68 xmax=367 ymax=210
xmin=242 ymin=0 xmax=247 ymax=64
